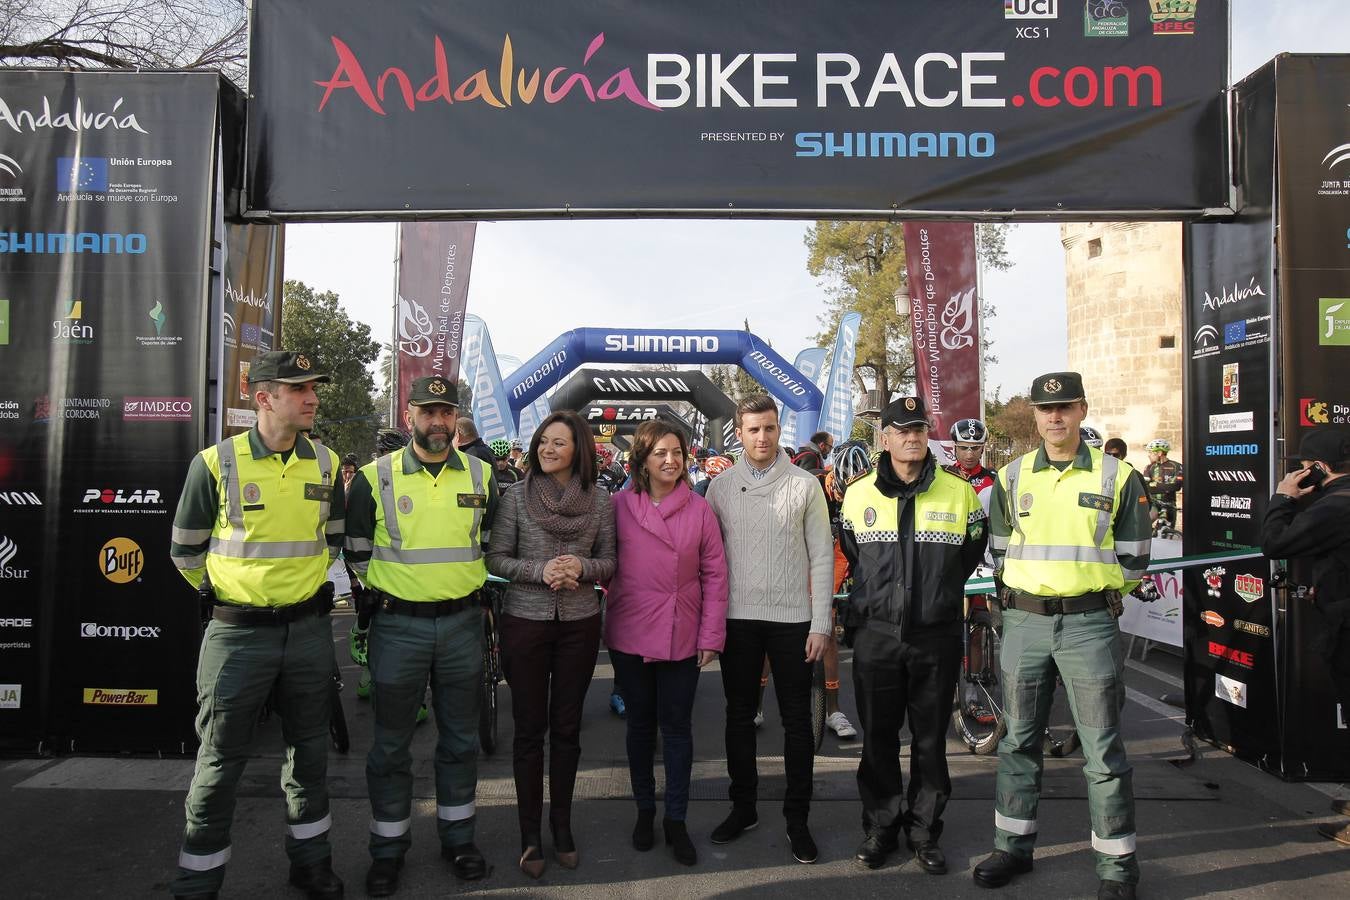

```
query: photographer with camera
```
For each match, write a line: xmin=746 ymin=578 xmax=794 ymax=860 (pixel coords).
xmin=1260 ymin=426 xmax=1350 ymax=846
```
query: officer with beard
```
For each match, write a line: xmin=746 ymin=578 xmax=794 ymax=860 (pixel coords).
xmin=344 ymin=375 xmax=499 ymax=896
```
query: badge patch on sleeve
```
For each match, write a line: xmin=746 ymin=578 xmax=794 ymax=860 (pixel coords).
xmin=457 ymin=493 xmax=487 ymax=509
xmin=1078 ymin=492 xmax=1113 ymax=512
xmin=304 ymin=483 xmax=333 ymax=501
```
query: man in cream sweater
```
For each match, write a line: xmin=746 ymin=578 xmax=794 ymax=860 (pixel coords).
xmin=705 ymin=394 xmax=835 ymax=865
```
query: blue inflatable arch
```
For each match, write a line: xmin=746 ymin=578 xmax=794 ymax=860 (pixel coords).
xmin=504 ymin=328 xmax=823 ymax=429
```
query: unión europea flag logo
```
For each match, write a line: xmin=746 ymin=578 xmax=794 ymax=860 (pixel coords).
xmin=56 ymin=157 xmax=108 ymax=192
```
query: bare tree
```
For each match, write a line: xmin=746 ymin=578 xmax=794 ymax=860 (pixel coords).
xmin=0 ymin=1 xmax=247 ymax=85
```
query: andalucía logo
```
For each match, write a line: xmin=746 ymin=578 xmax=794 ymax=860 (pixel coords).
xmin=0 ymin=534 xmax=30 ymax=580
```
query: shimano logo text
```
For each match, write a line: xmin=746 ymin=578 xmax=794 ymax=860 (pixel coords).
xmin=603 ymin=334 xmax=720 ymax=354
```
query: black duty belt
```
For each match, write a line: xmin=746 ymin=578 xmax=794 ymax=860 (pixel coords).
xmin=210 ymin=588 xmax=334 ymax=626
xmin=1006 ymin=591 xmax=1109 ymax=616
xmin=379 ymin=591 xmax=481 ymax=618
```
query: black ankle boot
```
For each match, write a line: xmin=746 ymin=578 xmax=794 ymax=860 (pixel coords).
xmin=633 ymin=808 xmax=656 ymax=851
xmin=664 ymin=818 xmax=697 ymax=866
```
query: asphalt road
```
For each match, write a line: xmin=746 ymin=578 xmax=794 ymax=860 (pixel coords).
xmin=2 ymin=607 xmax=1349 ymax=898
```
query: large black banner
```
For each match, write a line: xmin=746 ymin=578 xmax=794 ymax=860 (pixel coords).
xmin=0 ymin=71 xmax=226 ymax=752
xmin=1181 ymin=62 xmax=1279 ymax=767
xmin=1272 ymin=55 xmax=1350 ymax=778
xmin=550 ymin=367 xmax=736 ymax=450
xmin=246 ymin=0 xmax=1229 ymax=218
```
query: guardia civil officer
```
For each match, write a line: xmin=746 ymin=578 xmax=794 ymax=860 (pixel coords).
xmin=973 ymin=372 xmax=1152 ymax=900
xmin=839 ymin=396 xmax=987 ymax=875
xmin=168 ymin=350 xmax=345 ymax=900
xmin=344 ymin=375 xmax=499 ymax=896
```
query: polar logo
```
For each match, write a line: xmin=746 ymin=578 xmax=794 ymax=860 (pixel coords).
xmin=397 ymin=295 xmax=433 ymax=358
xmin=81 ymin=622 xmax=161 ymax=640
xmin=82 ymin=488 xmax=163 ymax=505
xmin=603 ymin=334 xmax=720 ymax=354
xmin=939 ymin=288 xmax=976 ymax=350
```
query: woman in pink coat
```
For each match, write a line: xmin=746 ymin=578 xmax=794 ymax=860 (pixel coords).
xmin=607 ymin=419 xmax=729 ymax=867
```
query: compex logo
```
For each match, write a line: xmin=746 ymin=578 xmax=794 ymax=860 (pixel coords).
xmin=81 ymin=622 xmax=161 ymax=640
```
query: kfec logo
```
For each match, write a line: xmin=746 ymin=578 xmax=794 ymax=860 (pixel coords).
xmin=1320 ymin=298 xmax=1350 ymax=346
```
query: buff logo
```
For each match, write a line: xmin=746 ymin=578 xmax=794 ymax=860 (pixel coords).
xmin=100 ymin=536 xmax=144 ymax=584
xmin=603 ymin=334 xmax=720 ymax=354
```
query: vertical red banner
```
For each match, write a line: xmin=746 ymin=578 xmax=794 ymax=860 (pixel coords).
xmin=395 ymin=222 xmax=477 ymax=412
xmin=903 ymin=222 xmax=983 ymax=447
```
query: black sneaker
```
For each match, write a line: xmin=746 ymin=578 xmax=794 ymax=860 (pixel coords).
xmin=787 ymin=824 xmax=818 ymax=864
xmin=710 ymin=807 xmax=758 ymax=844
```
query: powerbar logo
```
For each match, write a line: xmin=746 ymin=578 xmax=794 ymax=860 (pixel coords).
xmin=748 ymin=351 xmax=809 ymax=396
xmin=603 ymin=334 xmax=720 ymax=353
xmin=83 ymin=688 xmax=157 ymax=705
xmin=81 ymin=622 xmax=161 ymax=640
xmin=0 ymin=231 xmax=147 ymax=254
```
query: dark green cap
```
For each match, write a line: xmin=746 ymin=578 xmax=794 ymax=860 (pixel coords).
xmin=248 ymin=350 xmax=331 ymax=384
xmin=408 ymin=375 xmax=459 ymax=407
xmin=1029 ymin=371 xmax=1085 ymax=406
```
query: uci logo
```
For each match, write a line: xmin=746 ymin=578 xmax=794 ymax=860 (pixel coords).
xmin=100 ymin=536 xmax=144 ymax=583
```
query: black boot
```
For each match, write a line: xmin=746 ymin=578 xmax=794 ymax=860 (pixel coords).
xmin=632 ymin=808 xmax=656 ymax=852
xmin=364 ymin=857 xmax=403 ymax=897
xmin=288 ymin=858 xmax=344 ymax=900
xmin=664 ymin=818 xmax=697 ymax=866
xmin=972 ymin=850 xmax=1033 ymax=889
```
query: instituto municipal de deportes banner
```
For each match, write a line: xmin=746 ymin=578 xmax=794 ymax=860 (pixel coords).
xmin=395 ymin=222 xmax=477 ymax=413
xmin=246 ymin=0 xmax=1230 ymax=218
xmin=903 ymin=222 xmax=983 ymax=459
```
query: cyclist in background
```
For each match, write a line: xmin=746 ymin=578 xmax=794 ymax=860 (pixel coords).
xmin=1142 ymin=439 xmax=1183 ymax=531
xmin=1104 ymin=438 xmax=1127 ymax=461
xmin=945 ymin=419 xmax=996 ymax=518
xmin=491 ymin=438 xmax=521 ymax=487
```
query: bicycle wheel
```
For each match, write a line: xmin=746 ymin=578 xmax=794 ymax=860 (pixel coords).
xmin=479 ymin=609 xmax=500 ymax=756
xmin=329 ymin=677 xmax=350 ymax=754
xmin=479 ymin=674 xmax=498 ymax=756
xmin=951 ymin=610 xmax=1006 ymax=755
xmin=810 ymin=657 xmax=827 ymax=753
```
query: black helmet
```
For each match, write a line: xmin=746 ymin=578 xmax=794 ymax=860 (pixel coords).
xmin=1080 ymin=426 xmax=1104 ymax=449
xmin=950 ymin=418 xmax=988 ymax=444
xmin=375 ymin=428 xmax=408 ymax=455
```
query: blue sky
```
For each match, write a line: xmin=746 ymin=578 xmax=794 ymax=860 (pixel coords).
xmin=286 ymin=1 xmax=1345 ymax=400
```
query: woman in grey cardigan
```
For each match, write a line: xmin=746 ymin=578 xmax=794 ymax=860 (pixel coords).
xmin=486 ymin=410 xmax=616 ymax=879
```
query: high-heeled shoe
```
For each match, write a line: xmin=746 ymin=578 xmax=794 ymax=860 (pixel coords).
xmin=664 ymin=817 xmax=697 ymax=866
xmin=518 ymin=835 xmax=545 ymax=879
xmin=632 ymin=808 xmax=656 ymax=851
xmin=551 ymin=822 xmax=579 ymax=869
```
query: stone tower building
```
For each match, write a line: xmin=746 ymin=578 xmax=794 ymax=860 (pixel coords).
xmin=1060 ymin=222 xmax=1184 ymax=469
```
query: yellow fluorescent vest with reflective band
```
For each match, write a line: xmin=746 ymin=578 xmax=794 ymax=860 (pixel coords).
xmin=999 ymin=447 xmax=1133 ymax=597
xmin=841 ymin=469 xmax=976 ymax=546
xmin=204 ymin=432 xmax=339 ymax=607
xmin=363 ymin=447 xmax=489 ymax=602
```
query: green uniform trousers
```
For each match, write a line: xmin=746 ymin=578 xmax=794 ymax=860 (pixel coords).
xmin=366 ymin=606 xmax=484 ymax=858
xmin=993 ymin=606 xmax=1139 ymax=885
xmin=171 ymin=613 xmax=335 ymax=896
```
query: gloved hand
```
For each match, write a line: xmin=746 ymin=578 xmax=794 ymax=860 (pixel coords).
xmin=349 ymin=625 xmax=369 ymax=667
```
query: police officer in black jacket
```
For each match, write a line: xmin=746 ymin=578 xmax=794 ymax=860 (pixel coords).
xmin=1260 ymin=426 xmax=1350 ymax=846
